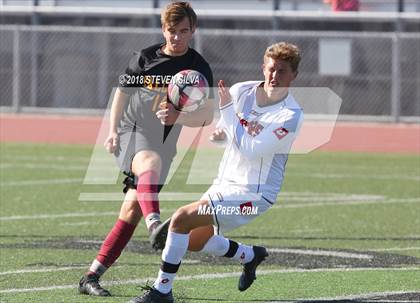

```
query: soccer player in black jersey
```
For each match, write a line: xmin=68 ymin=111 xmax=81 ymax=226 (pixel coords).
xmin=78 ymin=2 xmax=214 ymax=297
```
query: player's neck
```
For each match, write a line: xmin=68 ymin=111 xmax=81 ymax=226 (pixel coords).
xmin=257 ymin=83 xmax=288 ymax=107
xmin=161 ymin=45 xmax=189 ymax=57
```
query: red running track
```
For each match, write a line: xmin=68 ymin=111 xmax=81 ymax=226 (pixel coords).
xmin=0 ymin=114 xmax=419 ymax=154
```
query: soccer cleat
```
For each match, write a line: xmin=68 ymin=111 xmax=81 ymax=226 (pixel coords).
xmin=128 ymin=285 xmax=174 ymax=303
xmin=78 ymin=273 xmax=111 ymax=296
xmin=149 ymin=217 xmax=171 ymax=251
xmin=238 ymin=246 xmax=268 ymax=291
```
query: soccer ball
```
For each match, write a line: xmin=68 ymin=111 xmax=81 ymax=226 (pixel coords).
xmin=168 ymin=70 xmax=209 ymax=112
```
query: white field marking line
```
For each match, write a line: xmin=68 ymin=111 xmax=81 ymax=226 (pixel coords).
xmin=0 ymin=210 xmax=177 ymax=222
xmin=368 ymin=247 xmax=420 ymax=252
xmin=295 ymin=290 xmax=420 ymax=303
xmin=267 ymin=248 xmax=373 ymax=260
xmin=0 ymin=155 xmax=90 ymax=162
xmin=282 ymin=196 xmax=385 ymax=202
xmin=0 ymin=211 xmax=117 ymax=221
xmin=2 ymin=198 xmax=419 ymax=222
xmin=59 ymin=222 xmax=92 ymax=226
xmin=2 ymin=197 xmax=419 ymax=222
xmin=288 ymin=172 xmax=420 ymax=181
xmin=78 ymin=192 xmax=386 ymax=202
xmin=289 ymin=228 xmax=324 ymax=234
xmin=0 ymin=266 xmax=87 ymax=276
xmin=0 ymin=260 xmax=200 ymax=277
xmin=1 ymin=178 xmax=84 ymax=186
xmin=79 ymin=192 xmax=203 ymax=201
xmin=0 ymin=163 xmax=88 ymax=171
xmin=0 ymin=267 xmax=418 ymax=294
xmin=273 ymin=198 xmax=420 ymax=209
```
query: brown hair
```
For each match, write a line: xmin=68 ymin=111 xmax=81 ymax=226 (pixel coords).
xmin=264 ymin=42 xmax=301 ymax=72
xmin=161 ymin=1 xmax=197 ymax=29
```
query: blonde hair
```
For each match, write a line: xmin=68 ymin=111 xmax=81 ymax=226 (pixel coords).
xmin=161 ymin=1 xmax=197 ymax=29
xmin=264 ymin=42 xmax=301 ymax=72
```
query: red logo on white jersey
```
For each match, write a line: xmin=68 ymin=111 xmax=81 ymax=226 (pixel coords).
xmin=240 ymin=201 xmax=253 ymax=214
xmin=240 ymin=252 xmax=245 ymax=260
xmin=273 ymin=127 xmax=289 ymax=140
xmin=247 ymin=121 xmax=264 ymax=137
xmin=161 ymin=278 xmax=170 ymax=284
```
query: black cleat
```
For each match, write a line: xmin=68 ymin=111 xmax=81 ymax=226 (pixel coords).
xmin=128 ymin=286 xmax=174 ymax=303
xmin=78 ymin=273 xmax=111 ymax=297
xmin=149 ymin=217 xmax=171 ymax=251
xmin=238 ymin=246 xmax=268 ymax=292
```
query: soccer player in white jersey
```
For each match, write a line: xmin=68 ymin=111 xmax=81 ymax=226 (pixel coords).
xmin=129 ymin=42 xmax=303 ymax=303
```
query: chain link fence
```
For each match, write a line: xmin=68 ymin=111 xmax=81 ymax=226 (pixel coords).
xmin=0 ymin=25 xmax=419 ymax=120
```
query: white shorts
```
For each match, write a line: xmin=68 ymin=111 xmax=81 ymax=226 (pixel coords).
xmin=200 ymin=184 xmax=274 ymax=235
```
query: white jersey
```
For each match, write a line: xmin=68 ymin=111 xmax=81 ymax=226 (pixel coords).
xmin=214 ymin=81 xmax=303 ymax=203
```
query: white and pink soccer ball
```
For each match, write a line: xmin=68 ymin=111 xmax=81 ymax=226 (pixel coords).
xmin=168 ymin=70 xmax=209 ymax=112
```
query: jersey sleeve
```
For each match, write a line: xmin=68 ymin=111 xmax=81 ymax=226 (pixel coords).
xmin=238 ymin=108 xmax=303 ymax=160
xmin=118 ymin=51 xmax=145 ymax=95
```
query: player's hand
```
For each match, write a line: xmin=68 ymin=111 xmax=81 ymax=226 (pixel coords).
xmin=156 ymin=101 xmax=180 ymax=125
xmin=104 ymin=132 xmax=118 ymax=153
xmin=218 ymin=80 xmax=231 ymax=108
xmin=209 ymin=128 xmax=226 ymax=143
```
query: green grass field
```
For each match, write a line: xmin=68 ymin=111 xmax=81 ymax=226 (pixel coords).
xmin=0 ymin=142 xmax=419 ymax=302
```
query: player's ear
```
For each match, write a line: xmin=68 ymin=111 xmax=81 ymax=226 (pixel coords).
xmin=191 ymin=26 xmax=196 ymax=34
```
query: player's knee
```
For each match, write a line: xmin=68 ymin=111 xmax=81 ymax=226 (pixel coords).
xmin=171 ymin=207 xmax=190 ymax=233
xmin=132 ymin=151 xmax=162 ymax=175
xmin=144 ymin=153 xmax=161 ymax=170
xmin=119 ymin=200 xmax=141 ymax=225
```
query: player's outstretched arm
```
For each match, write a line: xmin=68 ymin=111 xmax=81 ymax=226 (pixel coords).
xmin=104 ymin=88 xmax=129 ymax=153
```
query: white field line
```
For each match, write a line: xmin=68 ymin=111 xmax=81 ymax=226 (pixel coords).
xmin=78 ymin=192 xmax=386 ymax=202
xmin=2 ymin=197 xmax=419 ymax=222
xmin=0 ymin=260 xmax=200 ymax=277
xmin=0 ymin=267 xmax=418 ymax=294
xmin=3 ymin=155 xmax=419 ymax=181
xmin=0 ymin=266 xmax=87 ymax=276
xmin=288 ymin=172 xmax=420 ymax=181
xmin=59 ymin=222 xmax=92 ymax=226
xmin=272 ymin=198 xmax=420 ymax=209
xmin=267 ymin=248 xmax=373 ymax=260
xmin=0 ymin=211 xmax=117 ymax=221
xmin=1 ymin=178 xmax=84 ymax=186
xmin=0 ymin=163 xmax=87 ymax=171
xmin=368 ymin=247 xmax=420 ymax=252
xmin=296 ymin=290 xmax=420 ymax=303
xmin=0 ymin=155 xmax=90 ymax=162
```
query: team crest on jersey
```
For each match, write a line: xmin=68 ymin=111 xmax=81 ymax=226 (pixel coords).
xmin=273 ymin=127 xmax=289 ymax=140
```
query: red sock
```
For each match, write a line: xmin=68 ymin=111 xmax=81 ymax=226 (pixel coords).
xmin=137 ymin=170 xmax=160 ymax=218
xmin=96 ymin=219 xmax=136 ymax=268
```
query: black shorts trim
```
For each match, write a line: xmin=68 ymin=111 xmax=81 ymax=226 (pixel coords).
xmin=262 ymin=195 xmax=274 ymax=205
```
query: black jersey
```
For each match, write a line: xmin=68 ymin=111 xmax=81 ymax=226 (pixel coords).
xmin=118 ymin=43 xmax=213 ymax=155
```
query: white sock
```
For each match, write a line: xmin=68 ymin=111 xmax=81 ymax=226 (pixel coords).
xmin=89 ymin=259 xmax=107 ymax=277
xmin=199 ymin=235 xmax=229 ymax=256
xmin=200 ymin=236 xmax=254 ymax=264
xmin=145 ymin=212 xmax=161 ymax=230
xmin=233 ymin=243 xmax=255 ymax=264
xmin=153 ymin=231 xmax=189 ymax=294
